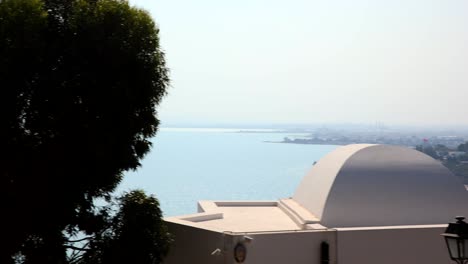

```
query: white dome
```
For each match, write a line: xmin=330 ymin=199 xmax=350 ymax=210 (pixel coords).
xmin=293 ymin=144 xmax=468 ymax=227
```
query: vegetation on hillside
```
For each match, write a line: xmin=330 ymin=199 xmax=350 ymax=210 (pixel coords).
xmin=416 ymin=143 xmax=468 ymax=183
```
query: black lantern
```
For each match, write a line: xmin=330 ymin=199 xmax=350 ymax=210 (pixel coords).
xmin=441 ymin=216 xmax=468 ymax=264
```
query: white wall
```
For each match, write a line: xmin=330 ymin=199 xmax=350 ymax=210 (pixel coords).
xmin=238 ymin=230 xmax=337 ymax=264
xmin=163 ymin=222 xmax=225 ymax=264
xmin=336 ymin=226 xmax=450 ymax=264
xmin=164 ymin=223 xmax=451 ymax=264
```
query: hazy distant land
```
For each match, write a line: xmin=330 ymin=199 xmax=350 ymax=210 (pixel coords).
xmin=239 ymin=124 xmax=468 ymax=183
xmin=245 ymin=124 xmax=468 ymax=149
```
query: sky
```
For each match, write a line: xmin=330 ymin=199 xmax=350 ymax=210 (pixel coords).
xmin=129 ymin=0 xmax=468 ymax=127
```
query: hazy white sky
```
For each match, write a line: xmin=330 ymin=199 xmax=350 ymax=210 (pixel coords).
xmin=129 ymin=0 xmax=468 ymax=127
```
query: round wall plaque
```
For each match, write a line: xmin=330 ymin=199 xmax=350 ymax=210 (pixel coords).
xmin=234 ymin=242 xmax=247 ymax=263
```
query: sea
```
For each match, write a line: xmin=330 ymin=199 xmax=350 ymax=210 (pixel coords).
xmin=116 ymin=128 xmax=338 ymax=216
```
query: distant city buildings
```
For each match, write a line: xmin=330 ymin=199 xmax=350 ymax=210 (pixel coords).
xmin=282 ymin=133 xmax=465 ymax=149
xmin=279 ymin=127 xmax=468 ymax=183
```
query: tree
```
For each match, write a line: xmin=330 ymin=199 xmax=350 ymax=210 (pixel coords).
xmin=68 ymin=190 xmax=171 ymax=264
xmin=0 ymin=0 xmax=170 ymax=262
xmin=415 ymin=144 xmax=438 ymax=159
xmin=458 ymin=142 xmax=468 ymax=152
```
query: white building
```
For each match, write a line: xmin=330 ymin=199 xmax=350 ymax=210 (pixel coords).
xmin=164 ymin=144 xmax=468 ymax=264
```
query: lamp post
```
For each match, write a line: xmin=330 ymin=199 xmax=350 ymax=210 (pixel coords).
xmin=441 ymin=216 xmax=468 ymax=264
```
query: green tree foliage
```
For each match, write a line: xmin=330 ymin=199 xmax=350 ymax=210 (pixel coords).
xmin=415 ymin=144 xmax=438 ymax=159
xmin=458 ymin=142 xmax=468 ymax=152
xmin=69 ymin=191 xmax=171 ymax=264
xmin=415 ymin=142 xmax=468 ymax=184
xmin=0 ymin=0 xmax=170 ymax=262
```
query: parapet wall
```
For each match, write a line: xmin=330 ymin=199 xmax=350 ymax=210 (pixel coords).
xmin=164 ymin=221 xmax=449 ymax=264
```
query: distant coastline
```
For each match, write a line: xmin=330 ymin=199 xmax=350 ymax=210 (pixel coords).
xmin=273 ymin=133 xmax=466 ymax=149
xmin=160 ymin=127 xmax=285 ymax=133
xmin=265 ymin=140 xmax=345 ymax=145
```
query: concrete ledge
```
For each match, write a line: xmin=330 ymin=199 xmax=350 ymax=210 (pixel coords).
xmin=197 ymin=200 xmax=279 ymax=213
xmin=279 ymin=198 xmax=320 ymax=228
xmin=215 ymin=201 xmax=278 ymax=207
xmin=197 ymin=201 xmax=218 ymax=212
xmin=180 ymin=213 xmax=224 ymax=222
xmin=305 ymin=223 xmax=328 ymax=230
xmin=335 ymin=224 xmax=447 ymax=231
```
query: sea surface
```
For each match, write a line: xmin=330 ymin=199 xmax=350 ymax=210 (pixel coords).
xmin=117 ymin=128 xmax=338 ymax=216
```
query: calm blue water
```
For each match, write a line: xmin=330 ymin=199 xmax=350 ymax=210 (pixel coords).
xmin=117 ymin=129 xmax=338 ymax=216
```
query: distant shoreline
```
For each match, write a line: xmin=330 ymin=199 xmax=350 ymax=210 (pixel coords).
xmin=264 ymin=140 xmax=344 ymax=145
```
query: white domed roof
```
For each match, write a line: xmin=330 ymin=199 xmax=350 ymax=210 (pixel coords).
xmin=293 ymin=144 xmax=468 ymax=227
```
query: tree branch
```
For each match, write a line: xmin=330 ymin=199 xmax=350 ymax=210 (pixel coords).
xmin=65 ymin=245 xmax=90 ymax=252
xmin=66 ymin=236 xmax=94 ymax=243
